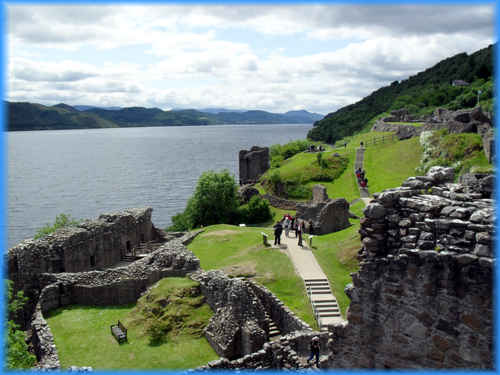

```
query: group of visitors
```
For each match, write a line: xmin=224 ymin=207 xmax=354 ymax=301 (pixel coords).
xmin=273 ymin=214 xmax=304 ymax=247
xmin=355 ymin=168 xmax=368 ymax=188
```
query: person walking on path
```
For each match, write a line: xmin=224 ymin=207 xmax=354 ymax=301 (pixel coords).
xmin=307 ymin=336 xmax=320 ymax=367
xmin=284 ymin=215 xmax=290 ymax=237
xmin=273 ymin=221 xmax=283 ymax=246
xmin=297 ymin=220 xmax=303 ymax=247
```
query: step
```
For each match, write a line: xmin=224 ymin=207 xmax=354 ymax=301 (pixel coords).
xmin=312 ymin=299 xmax=337 ymax=306
xmin=304 ymin=278 xmax=329 ymax=283
xmin=307 ymin=286 xmax=331 ymax=291
xmin=269 ymin=329 xmax=280 ymax=336
xmin=309 ymin=291 xmax=334 ymax=295
xmin=306 ymin=284 xmax=330 ymax=289
xmin=314 ymin=307 xmax=339 ymax=313
xmin=317 ymin=312 xmax=341 ymax=317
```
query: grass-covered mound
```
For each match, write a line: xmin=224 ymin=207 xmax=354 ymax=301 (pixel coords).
xmin=260 ymin=147 xmax=349 ymax=200
xmin=418 ymin=129 xmax=493 ymax=177
xmin=188 ymin=224 xmax=318 ymax=329
xmin=45 ymin=278 xmax=218 ymax=369
xmin=259 ymin=132 xmax=422 ymax=203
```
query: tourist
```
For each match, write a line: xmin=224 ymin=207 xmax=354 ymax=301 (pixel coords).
xmin=364 ymin=177 xmax=368 ymax=187
xmin=290 ymin=216 xmax=295 ymax=237
xmin=309 ymin=220 xmax=314 ymax=235
xmin=307 ymin=336 xmax=320 ymax=367
xmin=284 ymin=215 xmax=290 ymax=237
xmin=273 ymin=221 xmax=283 ymax=246
xmin=297 ymin=220 xmax=303 ymax=247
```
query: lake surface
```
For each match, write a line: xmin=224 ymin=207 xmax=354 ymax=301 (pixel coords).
xmin=8 ymin=124 xmax=312 ymax=248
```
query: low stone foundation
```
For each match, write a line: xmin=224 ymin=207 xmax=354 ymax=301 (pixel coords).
xmin=190 ymin=270 xmax=312 ymax=360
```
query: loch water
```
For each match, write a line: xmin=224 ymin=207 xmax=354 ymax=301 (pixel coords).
xmin=8 ymin=124 xmax=312 ymax=248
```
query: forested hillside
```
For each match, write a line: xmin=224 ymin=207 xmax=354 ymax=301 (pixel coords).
xmin=7 ymin=103 xmax=322 ymax=131
xmin=308 ymin=44 xmax=494 ymax=143
xmin=7 ymin=102 xmax=118 ymax=131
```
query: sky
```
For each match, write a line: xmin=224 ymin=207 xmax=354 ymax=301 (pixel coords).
xmin=6 ymin=3 xmax=496 ymax=115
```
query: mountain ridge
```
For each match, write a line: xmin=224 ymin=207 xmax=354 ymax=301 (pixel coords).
xmin=7 ymin=102 xmax=322 ymax=131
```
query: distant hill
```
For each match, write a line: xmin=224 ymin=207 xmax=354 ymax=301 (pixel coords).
xmin=308 ymin=44 xmax=494 ymax=143
xmin=7 ymin=102 xmax=118 ymax=131
xmin=7 ymin=103 xmax=321 ymax=131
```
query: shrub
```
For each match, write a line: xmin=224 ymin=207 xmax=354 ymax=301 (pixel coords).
xmin=246 ymin=196 xmax=272 ymax=223
xmin=34 ymin=213 xmax=80 ymax=239
xmin=6 ymin=281 xmax=36 ymax=369
xmin=168 ymin=170 xmax=239 ymax=230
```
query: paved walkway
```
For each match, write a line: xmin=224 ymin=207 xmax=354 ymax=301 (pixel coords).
xmin=276 ymin=232 xmax=345 ymax=329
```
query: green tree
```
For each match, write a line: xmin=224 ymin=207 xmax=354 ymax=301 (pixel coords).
xmin=169 ymin=170 xmax=239 ymax=230
xmin=245 ymin=196 xmax=272 ymax=224
xmin=6 ymin=281 xmax=36 ymax=369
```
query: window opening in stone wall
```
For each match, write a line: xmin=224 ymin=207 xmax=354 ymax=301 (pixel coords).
xmin=126 ymin=241 xmax=131 ymax=253
xmin=90 ymin=255 xmax=96 ymax=267
xmin=141 ymin=234 xmax=145 ymax=242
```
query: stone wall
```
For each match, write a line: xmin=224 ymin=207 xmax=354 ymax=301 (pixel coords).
xmin=198 ymin=331 xmax=329 ymax=370
xmin=27 ymin=233 xmax=201 ymax=369
xmin=190 ymin=270 xmax=314 ymax=360
xmin=239 ymin=146 xmax=270 ymax=185
xmin=7 ymin=208 xmax=165 ymax=329
xmin=326 ymin=166 xmax=494 ymax=369
xmin=247 ymin=280 xmax=312 ymax=333
xmin=262 ymin=194 xmax=299 ymax=210
xmin=296 ymin=198 xmax=350 ymax=235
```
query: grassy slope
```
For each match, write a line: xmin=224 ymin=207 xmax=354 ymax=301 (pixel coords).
xmin=188 ymin=224 xmax=318 ymax=329
xmin=363 ymin=136 xmax=423 ymax=195
xmin=45 ymin=278 xmax=218 ymax=369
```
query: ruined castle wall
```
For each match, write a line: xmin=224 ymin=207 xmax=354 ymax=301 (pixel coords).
xmin=8 ymin=208 xmax=159 ymax=284
xmin=247 ymin=280 xmax=311 ymax=333
xmin=7 ymin=208 xmax=161 ymax=328
xmin=239 ymin=146 xmax=270 ymax=185
xmin=200 ymin=331 xmax=329 ymax=370
xmin=262 ymin=194 xmax=298 ymax=210
xmin=30 ymin=234 xmax=201 ymax=369
xmin=327 ymin=167 xmax=494 ymax=369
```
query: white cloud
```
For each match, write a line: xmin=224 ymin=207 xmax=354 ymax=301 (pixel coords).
xmin=6 ymin=4 xmax=495 ymax=115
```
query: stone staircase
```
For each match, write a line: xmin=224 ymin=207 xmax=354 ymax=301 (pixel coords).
xmin=265 ymin=311 xmax=281 ymax=341
xmin=304 ymin=278 xmax=342 ymax=330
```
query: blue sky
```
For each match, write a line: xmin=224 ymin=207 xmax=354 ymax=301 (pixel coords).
xmin=6 ymin=4 xmax=496 ymax=114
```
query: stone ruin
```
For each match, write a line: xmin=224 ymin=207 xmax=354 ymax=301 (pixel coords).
xmin=7 ymin=167 xmax=496 ymax=369
xmin=326 ymin=166 xmax=494 ymax=368
xmin=191 ymin=270 xmax=311 ymax=360
xmin=295 ymin=184 xmax=351 ymax=235
xmin=7 ymin=208 xmax=319 ymax=370
xmin=239 ymin=146 xmax=270 ymax=185
xmin=8 ymin=208 xmax=165 ymax=328
xmin=371 ymin=107 xmax=494 ymax=162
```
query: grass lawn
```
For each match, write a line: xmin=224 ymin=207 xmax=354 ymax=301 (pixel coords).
xmin=45 ymin=278 xmax=218 ymax=370
xmin=363 ymin=136 xmax=423 ymax=195
xmin=188 ymin=224 xmax=318 ymax=329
